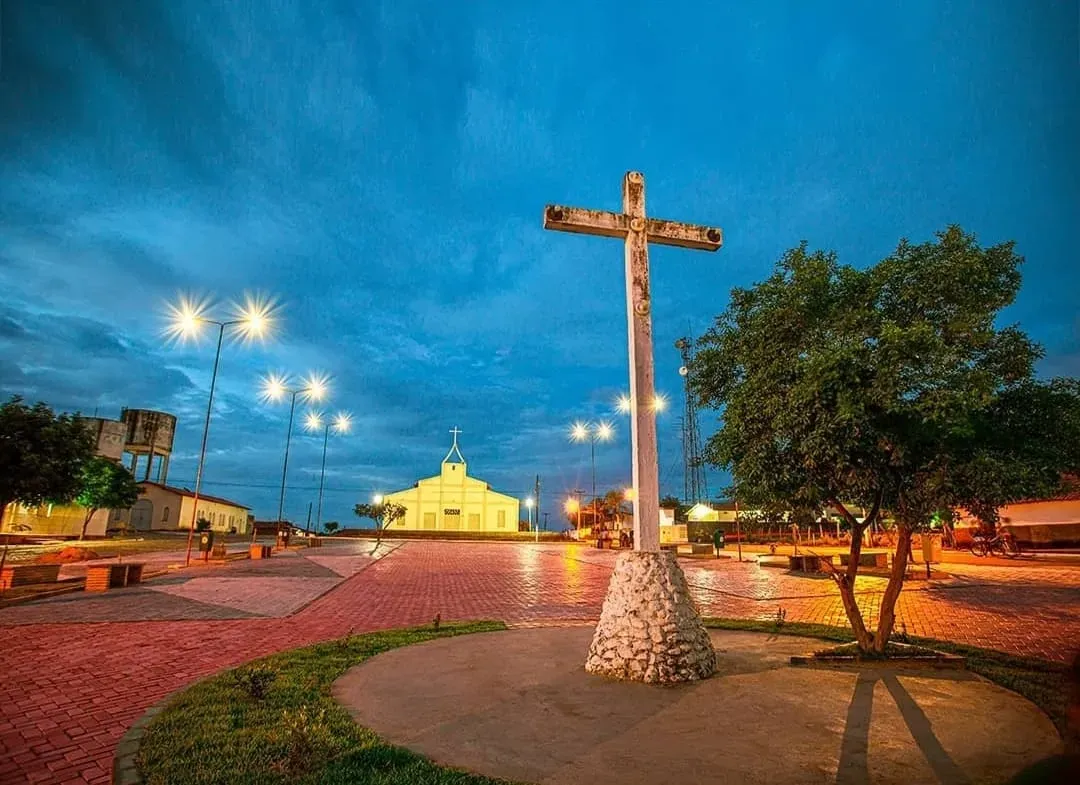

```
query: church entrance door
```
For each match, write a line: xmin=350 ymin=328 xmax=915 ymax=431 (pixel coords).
xmin=443 ymin=509 xmax=461 ymax=530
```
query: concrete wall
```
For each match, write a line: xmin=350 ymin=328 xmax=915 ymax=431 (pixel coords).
xmin=1 ymin=503 xmax=110 ymax=538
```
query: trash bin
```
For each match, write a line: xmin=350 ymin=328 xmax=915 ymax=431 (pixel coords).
xmin=920 ymin=534 xmax=941 ymax=563
xmin=198 ymin=530 xmax=215 ymax=553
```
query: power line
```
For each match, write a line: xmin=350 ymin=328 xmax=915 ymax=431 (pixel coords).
xmin=157 ymin=477 xmax=384 ymax=494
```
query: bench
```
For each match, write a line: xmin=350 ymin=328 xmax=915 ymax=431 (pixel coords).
xmin=0 ymin=564 xmax=61 ymax=590
xmin=787 ymin=554 xmax=834 ymax=573
xmin=210 ymin=543 xmax=228 ymax=560
xmin=307 ymin=537 xmax=322 ymax=548
xmin=839 ymin=551 xmax=889 ymax=568
xmin=85 ymin=564 xmax=145 ymax=593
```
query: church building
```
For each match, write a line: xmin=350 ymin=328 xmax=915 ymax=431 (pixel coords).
xmin=382 ymin=429 xmax=520 ymax=533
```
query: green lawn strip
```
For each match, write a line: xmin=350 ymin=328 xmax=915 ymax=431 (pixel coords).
xmin=704 ymin=617 xmax=1069 ymax=737
xmin=136 ymin=621 xmax=517 ymax=785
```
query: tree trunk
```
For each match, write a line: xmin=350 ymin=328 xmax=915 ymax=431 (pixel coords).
xmin=834 ymin=521 xmax=873 ymax=651
xmin=79 ymin=509 xmax=95 ymax=541
xmin=0 ymin=498 xmax=10 ymax=585
xmin=872 ymin=526 xmax=913 ymax=654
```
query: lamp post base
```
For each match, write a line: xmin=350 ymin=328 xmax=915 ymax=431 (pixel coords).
xmin=585 ymin=550 xmax=716 ymax=683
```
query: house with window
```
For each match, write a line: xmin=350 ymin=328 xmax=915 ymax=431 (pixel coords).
xmin=110 ymin=482 xmax=251 ymax=534
xmin=381 ymin=430 xmax=519 ymax=534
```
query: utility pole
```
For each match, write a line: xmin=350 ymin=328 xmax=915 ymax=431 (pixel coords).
xmin=534 ymin=474 xmax=541 ymax=538
xmin=572 ymin=488 xmax=585 ymax=535
xmin=543 ymin=512 xmax=550 ymax=531
xmin=305 ymin=502 xmax=312 ymax=535
xmin=676 ymin=336 xmax=707 ymax=505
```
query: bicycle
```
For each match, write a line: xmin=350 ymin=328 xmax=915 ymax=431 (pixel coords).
xmin=969 ymin=532 xmax=1022 ymax=558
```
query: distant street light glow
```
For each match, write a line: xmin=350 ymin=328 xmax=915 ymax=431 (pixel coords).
xmin=373 ymin=494 xmax=384 ymax=505
xmin=614 ymin=392 xmax=669 ymax=414
xmin=333 ymin=412 xmax=353 ymax=434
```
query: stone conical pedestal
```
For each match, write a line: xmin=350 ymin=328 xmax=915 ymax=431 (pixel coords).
xmin=585 ymin=550 xmax=716 ymax=683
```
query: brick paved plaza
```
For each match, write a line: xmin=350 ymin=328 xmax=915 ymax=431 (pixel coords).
xmin=0 ymin=539 xmax=1077 ymax=784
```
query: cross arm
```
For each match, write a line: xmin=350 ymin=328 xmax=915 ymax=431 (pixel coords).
xmin=544 ymin=205 xmax=628 ymax=239
xmin=544 ymin=204 xmax=722 ymax=251
xmin=645 ymin=218 xmax=723 ymax=251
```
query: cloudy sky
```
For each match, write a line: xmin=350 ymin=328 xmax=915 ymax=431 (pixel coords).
xmin=1 ymin=1 xmax=1077 ymax=526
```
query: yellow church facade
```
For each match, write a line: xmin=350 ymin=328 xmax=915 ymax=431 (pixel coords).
xmin=382 ymin=430 xmax=520 ymax=533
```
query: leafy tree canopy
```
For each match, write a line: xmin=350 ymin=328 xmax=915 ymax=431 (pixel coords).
xmin=76 ymin=456 xmax=140 ymax=538
xmin=693 ymin=227 xmax=1080 ymax=529
xmin=0 ymin=396 xmax=94 ymax=522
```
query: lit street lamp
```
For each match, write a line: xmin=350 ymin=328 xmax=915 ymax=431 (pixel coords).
xmin=569 ymin=420 xmax=615 ymax=532
xmin=167 ymin=295 xmax=276 ymax=566
xmin=564 ymin=497 xmax=581 ymax=535
xmin=616 ymin=392 xmax=668 ymax=414
xmin=525 ymin=496 xmax=536 ymax=541
xmin=304 ymin=410 xmax=352 ymax=533
xmin=261 ymin=372 xmax=329 ymax=540
xmin=615 ymin=393 xmax=668 ymax=511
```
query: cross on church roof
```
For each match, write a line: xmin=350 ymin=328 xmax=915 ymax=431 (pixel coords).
xmin=444 ymin=426 xmax=466 ymax=464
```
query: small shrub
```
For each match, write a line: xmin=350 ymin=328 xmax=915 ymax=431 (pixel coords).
xmin=775 ymin=607 xmax=787 ymax=627
xmin=231 ymin=665 xmax=277 ymax=700
xmin=277 ymin=706 xmax=333 ymax=776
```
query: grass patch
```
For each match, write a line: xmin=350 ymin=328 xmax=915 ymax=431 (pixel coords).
xmin=704 ymin=617 xmax=1070 ymax=737
xmin=136 ymin=621 xmax=514 ymax=785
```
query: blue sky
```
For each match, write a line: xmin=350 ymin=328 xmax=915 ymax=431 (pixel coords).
xmin=1 ymin=1 xmax=1077 ymax=527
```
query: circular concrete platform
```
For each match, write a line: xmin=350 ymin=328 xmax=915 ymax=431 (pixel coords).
xmin=332 ymin=627 xmax=1061 ymax=785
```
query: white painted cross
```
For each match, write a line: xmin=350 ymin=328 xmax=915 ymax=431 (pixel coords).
xmin=544 ymin=171 xmax=723 ymax=552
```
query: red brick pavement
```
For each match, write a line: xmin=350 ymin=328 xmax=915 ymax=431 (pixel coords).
xmin=0 ymin=540 xmax=1077 ymax=784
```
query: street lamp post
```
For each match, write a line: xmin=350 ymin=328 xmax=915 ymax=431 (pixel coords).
xmin=525 ymin=496 xmax=536 ymax=542
xmin=260 ymin=373 xmax=329 ymax=542
xmin=167 ymin=296 xmax=275 ymax=567
xmin=304 ymin=410 xmax=352 ymax=533
xmin=570 ymin=421 xmax=615 ymax=536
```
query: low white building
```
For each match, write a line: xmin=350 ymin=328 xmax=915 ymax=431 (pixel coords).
xmin=111 ymin=482 xmax=251 ymax=534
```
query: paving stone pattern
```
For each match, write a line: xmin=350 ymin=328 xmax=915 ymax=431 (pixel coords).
xmin=0 ymin=540 xmax=1077 ymax=784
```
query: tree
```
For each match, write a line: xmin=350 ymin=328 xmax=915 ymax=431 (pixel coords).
xmin=323 ymin=521 xmax=339 ymax=535
xmin=693 ymin=227 xmax=1080 ymax=654
xmin=0 ymin=397 xmax=95 ymax=572
xmin=353 ymin=501 xmax=406 ymax=552
xmin=75 ymin=457 xmax=140 ymax=539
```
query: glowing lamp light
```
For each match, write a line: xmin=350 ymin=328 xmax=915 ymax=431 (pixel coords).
xmin=570 ymin=422 xmax=589 ymax=442
xmin=624 ymin=487 xmax=635 ymax=500
xmin=333 ymin=412 xmax=352 ymax=434
xmin=260 ymin=373 xmax=289 ymax=403
xmin=595 ymin=421 xmax=615 ymax=442
xmin=652 ymin=393 xmax=669 ymax=413
xmin=303 ymin=372 xmax=330 ymax=402
xmin=372 ymin=494 xmax=384 ymax=505
xmin=564 ymin=498 xmax=579 ymax=513
xmin=233 ymin=294 xmax=277 ymax=342
xmin=616 ymin=394 xmax=632 ymax=414
xmin=524 ymin=497 xmax=535 ymax=509
xmin=304 ymin=410 xmax=323 ymax=432
xmin=164 ymin=296 xmax=209 ymax=343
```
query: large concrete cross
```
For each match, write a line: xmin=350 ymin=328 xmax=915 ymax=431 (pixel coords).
xmin=544 ymin=171 xmax=723 ymax=552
